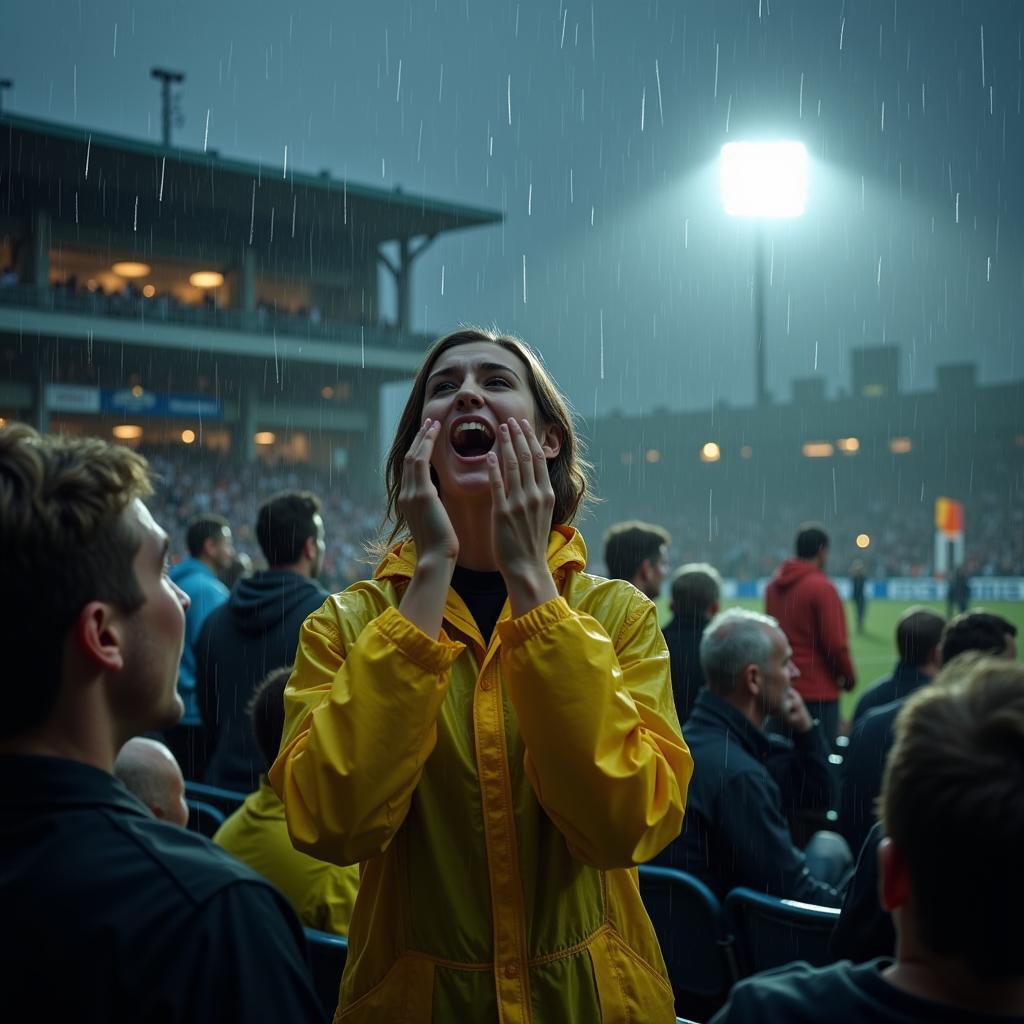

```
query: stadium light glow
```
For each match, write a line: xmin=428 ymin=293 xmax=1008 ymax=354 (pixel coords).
xmin=740 ymin=445 xmax=753 ymax=459
xmin=720 ymin=141 xmax=808 ymax=219
xmin=321 ymin=385 xmax=335 ymax=400
xmin=645 ymin=449 xmax=661 ymax=463
xmin=254 ymin=431 xmax=276 ymax=445
xmin=111 ymin=261 xmax=151 ymax=278
xmin=701 ymin=442 xmax=721 ymax=463
xmin=856 ymin=533 xmax=871 ymax=549
xmin=802 ymin=441 xmax=834 ymax=458
xmin=180 ymin=429 xmax=196 ymax=444
xmin=837 ymin=437 xmax=861 ymax=454
xmin=131 ymin=385 xmax=144 ymax=398
xmin=890 ymin=437 xmax=913 ymax=454
xmin=143 ymin=284 xmax=156 ymax=298
xmin=112 ymin=424 xmax=143 ymax=440
xmin=189 ymin=270 xmax=224 ymax=289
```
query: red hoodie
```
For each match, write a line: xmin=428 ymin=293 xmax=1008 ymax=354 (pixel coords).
xmin=765 ymin=559 xmax=856 ymax=703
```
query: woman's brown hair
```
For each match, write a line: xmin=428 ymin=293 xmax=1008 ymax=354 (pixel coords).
xmin=381 ymin=327 xmax=592 ymax=548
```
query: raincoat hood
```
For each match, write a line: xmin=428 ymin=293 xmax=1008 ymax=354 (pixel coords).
xmin=769 ymin=557 xmax=823 ymax=591
xmin=228 ymin=570 xmax=327 ymax=635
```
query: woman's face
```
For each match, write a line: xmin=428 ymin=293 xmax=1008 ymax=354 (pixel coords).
xmin=420 ymin=341 xmax=560 ymax=501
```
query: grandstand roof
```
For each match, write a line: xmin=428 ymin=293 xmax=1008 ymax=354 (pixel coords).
xmin=0 ymin=113 xmax=502 ymax=258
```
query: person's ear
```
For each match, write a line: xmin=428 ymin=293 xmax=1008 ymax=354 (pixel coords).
xmin=538 ymin=422 xmax=563 ymax=459
xmin=743 ymin=663 xmax=762 ymax=698
xmin=710 ymin=600 xmax=720 ymax=617
xmin=303 ymin=535 xmax=317 ymax=562
xmin=879 ymin=836 xmax=909 ymax=912
xmin=75 ymin=601 xmax=126 ymax=674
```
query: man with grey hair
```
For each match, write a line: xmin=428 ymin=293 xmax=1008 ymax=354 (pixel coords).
xmin=655 ymin=608 xmax=851 ymax=905
xmin=662 ymin=563 xmax=721 ymax=724
xmin=114 ymin=737 xmax=189 ymax=828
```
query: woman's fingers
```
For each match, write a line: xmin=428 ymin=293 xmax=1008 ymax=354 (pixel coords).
xmin=486 ymin=452 xmax=509 ymax=512
xmin=498 ymin=421 xmax=522 ymax=497
xmin=508 ymin=417 xmax=536 ymax=491
xmin=521 ymin=419 xmax=553 ymax=494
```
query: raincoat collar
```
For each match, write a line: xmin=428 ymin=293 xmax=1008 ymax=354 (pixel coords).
xmin=373 ymin=525 xmax=587 ymax=653
xmin=373 ymin=523 xmax=587 ymax=583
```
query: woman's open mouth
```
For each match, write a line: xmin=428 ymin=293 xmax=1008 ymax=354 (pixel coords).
xmin=449 ymin=418 xmax=496 ymax=460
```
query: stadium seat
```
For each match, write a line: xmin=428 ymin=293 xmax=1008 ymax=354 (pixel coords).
xmin=638 ymin=865 xmax=737 ymax=1002
xmin=304 ymin=927 xmax=348 ymax=1022
xmin=724 ymin=887 xmax=840 ymax=977
xmin=186 ymin=798 xmax=226 ymax=839
xmin=184 ymin=779 xmax=248 ymax=818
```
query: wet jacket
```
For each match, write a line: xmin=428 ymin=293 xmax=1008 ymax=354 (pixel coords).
xmin=851 ymin=663 xmax=932 ymax=726
xmin=170 ymin=558 xmax=228 ymax=724
xmin=662 ymin=610 xmax=709 ymax=726
xmin=196 ymin=570 xmax=327 ymax=791
xmin=765 ymin=559 xmax=856 ymax=702
xmin=669 ymin=689 xmax=845 ymax=907
xmin=270 ymin=526 xmax=692 ymax=1023
xmin=214 ymin=777 xmax=359 ymax=935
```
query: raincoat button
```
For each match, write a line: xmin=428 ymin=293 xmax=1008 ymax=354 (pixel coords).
xmin=504 ymin=963 xmax=518 ymax=979
xmin=480 ymin=676 xmax=493 ymax=691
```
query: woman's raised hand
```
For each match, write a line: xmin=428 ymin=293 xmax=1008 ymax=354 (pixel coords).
xmin=398 ymin=419 xmax=459 ymax=565
xmin=487 ymin=418 xmax=559 ymax=616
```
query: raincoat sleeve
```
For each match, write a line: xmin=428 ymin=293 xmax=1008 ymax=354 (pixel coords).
xmin=498 ymin=590 xmax=692 ymax=869
xmin=269 ymin=594 xmax=465 ymax=866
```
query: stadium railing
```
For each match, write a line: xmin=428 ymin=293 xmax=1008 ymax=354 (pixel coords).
xmin=184 ymin=780 xmax=248 ymax=818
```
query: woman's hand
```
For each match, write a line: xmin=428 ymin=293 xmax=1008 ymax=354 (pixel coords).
xmin=487 ymin=417 xmax=559 ymax=617
xmin=397 ymin=419 xmax=457 ymax=639
xmin=398 ymin=419 xmax=459 ymax=566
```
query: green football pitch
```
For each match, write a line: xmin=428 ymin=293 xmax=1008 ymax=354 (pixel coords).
xmin=655 ymin=597 xmax=1024 ymax=723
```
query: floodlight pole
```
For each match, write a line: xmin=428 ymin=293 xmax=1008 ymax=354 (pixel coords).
xmin=753 ymin=227 xmax=768 ymax=407
xmin=151 ymin=68 xmax=184 ymax=146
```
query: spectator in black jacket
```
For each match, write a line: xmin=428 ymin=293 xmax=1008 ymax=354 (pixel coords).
xmin=656 ymin=608 xmax=850 ymax=906
xmin=832 ymin=611 xmax=1019 ymax=965
xmin=841 ymin=610 xmax=1016 ymax=856
xmin=0 ymin=426 xmax=320 ymax=1024
xmin=197 ymin=491 xmax=329 ymax=792
xmin=712 ymin=656 xmax=1024 ymax=1024
xmin=851 ymin=607 xmax=945 ymax=726
xmin=661 ymin=562 xmax=720 ymax=725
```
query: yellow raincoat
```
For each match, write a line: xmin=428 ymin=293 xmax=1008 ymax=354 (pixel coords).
xmin=270 ymin=526 xmax=692 ymax=1023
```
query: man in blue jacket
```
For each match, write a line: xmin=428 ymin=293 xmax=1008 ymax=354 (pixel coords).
xmin=197 ymin=491 xmax=327 ymax=792
xmin=167 ymin=514 xmax=234 ymax=777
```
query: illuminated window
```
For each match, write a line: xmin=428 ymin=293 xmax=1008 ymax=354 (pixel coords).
xmin=802 ymin=442 xmax=834 ymax=458
xmin=189 ymin=271 xmax=225 ymax=289
xmin=321 ymin=385 xmax=335 ymax=400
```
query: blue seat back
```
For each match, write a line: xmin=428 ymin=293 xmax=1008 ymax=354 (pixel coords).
xmin=184 ymin=780 xmax=248 ymax=819
xmin=724 ymin=887 xmax=840 ymax=977
xmin=304 ymin=928 xmax=348 ymax=1022
xmin=638 ymin=864 xmax=736 ymax=999
xmin=185 ymin=798 xmax=226 ymax=839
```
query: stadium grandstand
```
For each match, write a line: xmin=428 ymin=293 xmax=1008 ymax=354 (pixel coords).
xmin=0 ymin=111 xmax=501 ymax=501
xmin=588 ymin=348 xmax=1024 ymax=593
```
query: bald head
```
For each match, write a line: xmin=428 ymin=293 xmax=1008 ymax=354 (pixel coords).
xmin=114 ymin=737 xmax=188 ymax=828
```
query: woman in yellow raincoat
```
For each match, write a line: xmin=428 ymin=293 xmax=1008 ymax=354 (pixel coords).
xmin=270 ymin=327 xmax=693 ymax=1023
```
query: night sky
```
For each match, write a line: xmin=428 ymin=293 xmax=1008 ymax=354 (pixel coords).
xmin=5 ymin=0 xmax=1022 ymax=414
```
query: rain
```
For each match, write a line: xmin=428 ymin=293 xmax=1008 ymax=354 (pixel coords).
xmin=2 ymin=1 xmax=1023 ymax=1018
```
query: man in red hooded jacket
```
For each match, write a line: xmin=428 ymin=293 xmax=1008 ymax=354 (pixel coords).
xmin=765 ymin=524 xmax=856 ymax=747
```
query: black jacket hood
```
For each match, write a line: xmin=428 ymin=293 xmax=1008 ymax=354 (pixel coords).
xmin=228 ymin=570 xmax=328 ymax=635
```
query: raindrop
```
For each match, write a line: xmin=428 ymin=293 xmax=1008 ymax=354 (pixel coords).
xmin=203 ymin=110 xmax=210 ymax=151
xmin=655 ymin=60 xmax=664 ymax=125
xmin=522 ymin=254 xmax=527 ymax=304
xmin=283 ymin=145 xmax=287 ymax=180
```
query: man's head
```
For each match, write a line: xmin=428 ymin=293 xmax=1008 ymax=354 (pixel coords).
xmin=895 ymin=607 xmax=946 ymax=674
xmin=113 ymin=736 xmax=188 ymax=828
xmin=0 ymin=425 xmax=189 ymax=752
xmin=794 ymin=523 xmax=830 ymax=567
xmin=256 ymin=491 xmax=325 ymax=578
xmin=941 ymin=610 xmax=1017 ymax=664
xmin=879 ymin=655 xmax=1024 ymax=982
xmin=248 ymin=665 xmax=293 ymax=768
xmin=603 ymin=520 xmax=670 ymax=599
xmin=700 ymin=608 xmax=799 ymax=726
xmin=670 ymin=563 xmax=722 ymax=621
xmin=186 ymin=514 xmax=235 ymax=573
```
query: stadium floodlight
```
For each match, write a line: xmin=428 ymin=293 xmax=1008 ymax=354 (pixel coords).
xmin=720 ymin=141 xmax=808 ymax=219
xmin=720 ymin=140 xmax=809 ymax=407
